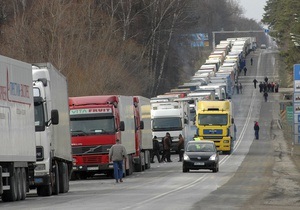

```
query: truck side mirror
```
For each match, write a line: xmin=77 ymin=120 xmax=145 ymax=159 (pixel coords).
xmin=184 ymin=118 xmax=188 ymax=124
xmin=231 ymin=118 xmax=234 ymax=124
xmin=119 ymin=121 xmax=125 ymax=131
xmin=140 ymin=121 xmax=144 ymax=130
xmin=51 ymin=110 xmax=59 ymax=125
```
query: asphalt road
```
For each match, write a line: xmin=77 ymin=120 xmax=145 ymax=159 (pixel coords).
xmin=2 ymin=48 xmax=300 ymax=210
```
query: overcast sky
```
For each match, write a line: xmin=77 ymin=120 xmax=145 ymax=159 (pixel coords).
xmin=238 ymin=0 xmax=267 ymax=22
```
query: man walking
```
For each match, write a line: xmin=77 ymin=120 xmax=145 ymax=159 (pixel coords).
xmin=177 ymin=134 xmax=185 ymax=162
xmin=263 ymin=91 xmax=268 ymax=102
xmin=243 ymin=67 xmax=247 ymax=76
xmin=151 ymin=136 xmax=161 ymax=163
xmin=162 ymin=132 xmax=172 ymax=162
xmin=254 ymin=121 xmax=260 ymax=140
xmin=109 ymin=139 xmax=127 ymax=183
xmin=253 ymin=79 xmax=258 ymax=89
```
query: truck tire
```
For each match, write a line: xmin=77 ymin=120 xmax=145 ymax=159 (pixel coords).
xmin=52 ymin=161 xmax=59 ymax=195
xmin=2 ymin=167 xmax=18 ymax=202
xmin=20 ymin=168 xmax=27 ymax=200
xmin=58 ymin=162 xmax=69 ymax=193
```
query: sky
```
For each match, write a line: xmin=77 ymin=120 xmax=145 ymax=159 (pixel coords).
xmin=238 ymin=0 xmax=268 ymax=22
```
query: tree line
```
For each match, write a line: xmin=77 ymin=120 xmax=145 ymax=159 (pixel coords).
xmin=262 ymin=0 xmax=300 ymax=87
xmin=0 ymin=0 xmax=262 ymax=97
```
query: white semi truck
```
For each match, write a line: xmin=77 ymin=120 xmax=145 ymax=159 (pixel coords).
xmin=31 ymin=63 xmax=72 ymax=196
xmin=150 ymin=97 xmax=192 ymax=151
xmin=0 ymin=55 xmax=36 ymax=202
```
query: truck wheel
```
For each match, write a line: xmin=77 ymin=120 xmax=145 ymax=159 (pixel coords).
xmin=2 ymin=168 xmax=18 ymax=201
xmin=52 ymin=161 xmax=59 ymax=195
xmin=58 ymin=162 xmax=69 ymax=193
xmin=20 ymin=168 xmax=27 ymax=200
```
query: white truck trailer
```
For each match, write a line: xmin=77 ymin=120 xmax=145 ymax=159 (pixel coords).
xmin=136 ymin=96 xmax=152 ymax=170
xmin=0 ymin=55 xmax=36 ymax=202
xmin=31 ymin=63 xmax=72 ymax=196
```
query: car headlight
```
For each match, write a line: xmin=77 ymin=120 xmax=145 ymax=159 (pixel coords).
xmin=209 ymin=154 xmax=217 ymax=161
xmin=183 ymin=153 xmax=190 ymax=161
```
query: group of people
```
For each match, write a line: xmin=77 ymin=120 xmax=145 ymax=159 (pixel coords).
xmin=253 ymin=76 xmax=280 ymax=102
xmin=151 ymin=132 xmax=185 ymax=163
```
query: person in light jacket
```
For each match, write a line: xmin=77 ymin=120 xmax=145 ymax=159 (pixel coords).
xmin=109 ymin=139 xmax=127 ymax=183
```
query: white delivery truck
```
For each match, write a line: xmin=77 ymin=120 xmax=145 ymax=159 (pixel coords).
xmin=150 ymin=97 xmax=192 ymax=152
xmin=0 ymin=55 xmax=36 ymax=202
xmin=31 ymin=63 xmax=72 ymax=196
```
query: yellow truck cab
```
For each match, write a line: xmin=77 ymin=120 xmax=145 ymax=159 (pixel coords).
xmin=195 ymin=100 xmax=235 ymax=154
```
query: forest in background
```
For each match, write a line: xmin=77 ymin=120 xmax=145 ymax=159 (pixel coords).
xmin=0 ymin=0 xmax=263 ymax=97
xmin=262 ymin=0 xmax=300 ymax=87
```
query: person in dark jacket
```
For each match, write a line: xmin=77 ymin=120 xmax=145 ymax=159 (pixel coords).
xmin=263 ymin=91 xmax=268 ymax=102
xmin=151 ymin=136 xmax=161 ymax=163
xmin=253 ymin=79 xmax=258 ymax=89
xmin=161 ymin=132 xmax=172 ymax=162
xmin=177 ymin=134 xmax=185 ymax=162
xmin=254 ymin=121 xmax=260 ymax=140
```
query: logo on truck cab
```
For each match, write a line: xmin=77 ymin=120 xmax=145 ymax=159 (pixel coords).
xmin=70 ymin=108 xmax=112 ymax=115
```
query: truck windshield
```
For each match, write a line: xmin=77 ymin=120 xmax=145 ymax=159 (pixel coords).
xmin=70 ymin=117 xmax=115 ymax=136
xmin=152 ymin=117 xmax=182 ymax=131
xmin=198 ymin=114 xmax=227 ymax=125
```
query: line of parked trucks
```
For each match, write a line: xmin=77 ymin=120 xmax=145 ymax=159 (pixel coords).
xmin=1 ymin=55 xmax=155 ymax=202
xmin=150 ymin=36 xmax=256 ymax=154
xmin=0 ymin=36 xmax=256 ymax=202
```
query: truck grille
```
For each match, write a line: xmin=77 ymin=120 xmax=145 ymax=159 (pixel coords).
xmin=72 ymin=145 xmax=112 ymax=155
xmin=203 ymin=129 xmax=223 ymax=134
xmin=203 ymin=136 xmax=222 ymax=140
xmin=83 ymin=156 xmax=103 ymax=164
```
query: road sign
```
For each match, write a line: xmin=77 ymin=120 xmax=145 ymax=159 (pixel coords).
xmin=286 ymin=106 xmax=293 ymax=125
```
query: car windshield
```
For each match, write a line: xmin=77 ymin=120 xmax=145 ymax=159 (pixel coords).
xmin=186 ymin=143 xmax=215 ymax=152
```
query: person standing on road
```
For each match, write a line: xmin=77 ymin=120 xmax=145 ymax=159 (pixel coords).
xmin=263 ymin=91 xmax=268 ymax=102
xmin=151 ymin=136 xmax=161 ymax=163
xmin=254 ymin=121 xmax=260 ymax=140
xmin=177 ymin=134 xmax=185 ymax=162
xmin=239 ymin=83 xmax=243 ymax=94
xmin=243 ymin=67 xmax=247 ymax=76
xmin=109 ymin=139 xmax=127 ymax=183
xmin=253 ymin=79 xmax=258 ymax=89
xmin=162 ymin=132 xmax=172 ymax=162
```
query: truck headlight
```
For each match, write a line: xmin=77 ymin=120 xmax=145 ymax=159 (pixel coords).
xmin=224 ymin=140 xmax=229 ymax=143
xmin=35 ymin=164 xmax=46 ymax=171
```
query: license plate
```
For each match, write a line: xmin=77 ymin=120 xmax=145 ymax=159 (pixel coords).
xmin=87 ymin=166 xmax=99 ymax=171
xmin=194 ymin=162 xmax=204 ymax=166
xmin=34 ymin=178 xmax=43 ymax=184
